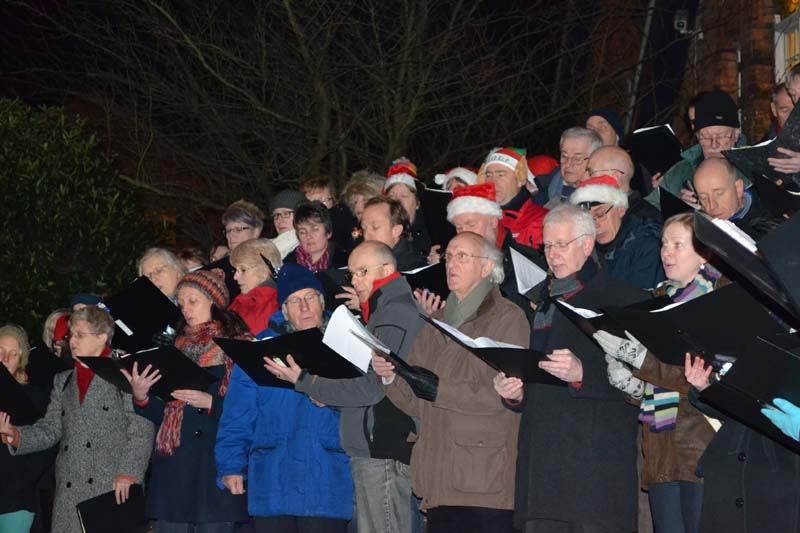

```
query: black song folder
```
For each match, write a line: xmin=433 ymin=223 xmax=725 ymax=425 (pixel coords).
xmin=215 ymin=332 xmax=363 ymax=388
xmin=422 ymin=316 xmax=564 ymax=386
xmin=659 ymin=189 xmax=695 ymax=221
xmin=103 ymin=277 xmax=182 ymax=354
xmin=419 ymin=187 xmax=456 ymax=248
xmin=757 ymin=212 xmax=800 ymax=319
xmin=316 ymin=268 xmax=350 ymax=312
xmin=403 ymin=262 xmax=450 ymax=299
xmin=79 ymin=346 xmax=217 ymax=402
xmin=750 ymin=172 xmax=800 ymax=218
xmin=554 ymin=296 xmax=673 ymax=341
xmin=76 ymin=484 xmax=149 ymax=533
xmin=0 ymin=364 xmax=42 ymax=425
xmin=626 ymin=124 xmax=683 ymax=176
xmin=700 ymin=335 xmax=800 ymax=453
xmin=603 ymin=283 xmax=786 ymax=366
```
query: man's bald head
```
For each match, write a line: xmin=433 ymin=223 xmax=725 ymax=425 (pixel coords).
xmin=586 ymin=146 xmax=635 ymax=191
xmin=693 ymin=158 xmax=744 ymax=220
xmin=351 ymin=240 xmax=397 ymax=273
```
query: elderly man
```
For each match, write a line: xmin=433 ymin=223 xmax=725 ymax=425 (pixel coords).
xmin=218 ymin=264 xmax=353 ymax=532
xmin=535 ymin=128 xmax=603 ymax=208
xmin=480 ymin=148 xmax=549 ymax=248
xmin=693 ymin=157 xmax=771 ymax=237
xmin=359 ymin=196 xmax=426 ymax=271
xmin=263 ymin=241 xmax=425 ymax=533
xmin=586 ymin=108 xmax=624 ymax=147
xmin=569 ymin=176 xmax=664 ymax=289
xmin=646 ymin=90 xmax=750 ymax=208
xmin=372 ymin=231 xmax=528 ymax=533
xmin=585 ymin=146 xmax=662 ymax=222
xmin=495 ymin=204 xmax=647 ymax=533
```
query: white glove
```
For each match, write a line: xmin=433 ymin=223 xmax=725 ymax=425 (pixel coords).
xmin=593 ymin=330 xmax=647 ymax=369
xmin=605 ymin=355 xmax=645 ymax=400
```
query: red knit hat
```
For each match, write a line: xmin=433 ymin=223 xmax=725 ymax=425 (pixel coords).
xmin=53 ymin=314 xmax=70 ymax=344
xmin=569 ymin=175 xmax=628 ymax=208
xmin=527 ymin=155 xmax=559 ymax=179
xmin=176 ymin=268 xmax=229 ymax=309
xmin=384 ymin=157 xmax=419 ymax=193
xmin=446 ymin=182 xmax=503 ymax=222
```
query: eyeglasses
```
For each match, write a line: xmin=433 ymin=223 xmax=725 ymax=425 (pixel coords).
xmin=541 ymin=234 xmax=588 ymax=252
xmin=587 ymin=167 xmax=625 ymax=177
xmin=559 ymin=154 xmax=589 ymax=167
xmin=583 ymin=204 xmax=614 ymax=221
xmin=223 ymin=225 xmax=253 ymax=236
xmin=143 ymin=264 xmax=171 ymax=280
xmin=695 ymin=132 xmax=736 ymax=145
xmin=442 ymin=252 xmax=489 ymax=264
xmin=67 ymin=330 xmax=101 ymax=341
xmin=284 ymin=293 xmax=320 ymax=307
xmin=272 ymin=211 xmax=294 ymax=220
xmin=344 ymin=264 xmax=387 ymax=283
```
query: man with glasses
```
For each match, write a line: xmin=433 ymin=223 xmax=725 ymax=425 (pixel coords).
xmin=569 ymin=176 xmax=664 ymax=289
xmin=495 ymin=204 xmax=647 ymax=533
xmin=372 ymin=231 xmax=528 ymax=533
xmin=266 ymin=240 xmax=426 ymax=533
xmin=535 ymin=127 xmax=603 ymax=207
xmin=645 ymin=90 xmax=751 ymax=208
xmin=586 ymin=146 xmax=662 ymax=222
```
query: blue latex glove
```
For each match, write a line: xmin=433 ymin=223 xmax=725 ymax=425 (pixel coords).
xmin=761 ymin=398 xmax=800 ymax=442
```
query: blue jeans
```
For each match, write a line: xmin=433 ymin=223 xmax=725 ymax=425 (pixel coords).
xmin=647 ymin=481 xmax=703 ymax=533
xmin=349 ymin=457 xmax=423 ymax=533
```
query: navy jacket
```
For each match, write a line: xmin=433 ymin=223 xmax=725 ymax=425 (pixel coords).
xmin=596 ymin=213 xmax=665 ymax=290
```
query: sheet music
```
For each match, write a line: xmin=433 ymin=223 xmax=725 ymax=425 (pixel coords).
xmin=510 ymin=248 xmax=547 ymax=294
xmin=711 ymin=218 xmax=758 ymax=254
xmin=321 ymin=305 xmax=375 ymax=373
xmin=403 ymin=263 xmax=437 ymax=275
xmin=557 ymin=300 xmax=603 ymax=319
xmin=633 ymin=123 xmax=676 ymax=136
xmin=430 ymin=318 xmax=523 ymax=349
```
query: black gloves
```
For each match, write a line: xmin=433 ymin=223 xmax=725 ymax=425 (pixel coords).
xmin=395 ymin=364 xmax=439 ymax=402
xmin=151 ymin=331 xmax=175 ymax=348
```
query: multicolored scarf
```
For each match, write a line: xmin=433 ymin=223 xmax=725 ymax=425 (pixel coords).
xmin=639 ymin=264 xmax=721 ymax=432
xmin=295 ymin=243 xmax=331 ymax=273
xmin=155 ymin=321 xmax=231 ymax=456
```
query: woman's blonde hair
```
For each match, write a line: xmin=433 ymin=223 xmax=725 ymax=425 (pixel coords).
xmin=230 ymin=238 xmax=283 ymax=281
xmin=0 ymin=324 xmax=31 ymax=384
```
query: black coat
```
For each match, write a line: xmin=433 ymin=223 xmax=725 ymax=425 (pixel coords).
xmin=690 ymin=389 xmax=800 ymax=533
xmin=513 ymin=269 xmax=648 ymax=531
xmin=393 ymin=237 xmax=427 ymax=272
xmin=135 ymin=364 xmax=248 ymax=524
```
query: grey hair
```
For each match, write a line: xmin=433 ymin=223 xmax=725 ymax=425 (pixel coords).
xmin=281 ymin=290 xmax=325 ymax=327
xmin=69 ymin=306 xmax=115 ymax=345
xmin=137 ymin=247 xmax=186 ymax=277
xmin=559 ymin=126 xmax=603 ymax=155
xmin=482 ymin=239 xmax=505 ymax=285
xmin=544 ymin=203 xmax=597 ymax=241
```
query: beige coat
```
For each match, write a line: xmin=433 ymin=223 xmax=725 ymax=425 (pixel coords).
xmin=385 ymin=287 xmax=529 ymax=511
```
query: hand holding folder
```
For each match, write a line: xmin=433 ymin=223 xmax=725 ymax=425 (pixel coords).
xmin=76 ymin=484 xmax=149 ymax=533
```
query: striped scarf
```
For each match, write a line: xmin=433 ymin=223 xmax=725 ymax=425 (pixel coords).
xmin=155 ymin=321 xmax=231 ymax=456
xmin=639 ymin=264 xmax=721 ymax=431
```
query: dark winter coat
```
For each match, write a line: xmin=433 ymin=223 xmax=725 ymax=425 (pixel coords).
xmin=135 ymin=365 xmax=249 ymax=524
xmin=596 ymin=213 xmax=665 ymax=290
xmin=512 ymin=269 xmax=648 ymax=531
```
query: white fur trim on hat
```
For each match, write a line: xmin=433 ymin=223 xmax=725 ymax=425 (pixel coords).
xmin=569 ymin=184 xmax=628 ymax=208
xmin=384 ymin=173 xmax=417 ymax=193
xmin=447 ymin=196 xmax=503 ymax=222
xmin=434 ymin=167 xmax=478 ymax=189
xmin=484 ymin=151 xmax=520 ymax=172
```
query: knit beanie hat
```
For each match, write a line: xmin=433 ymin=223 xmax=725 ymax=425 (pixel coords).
xmin=70 ymin=293 xmax=102 ymax=308
xmin=269 ymin=189 xmax=306 ymax=214
xmin=569 ymin=175 xmax=628 ymax=208
xmin=694 ymin=90 xmax=740 ymax=130
xmin=434 ymin=166 xmax=479 ymax=190
xmin=276 ymin=263 xmax=323 ymax=306
xmin=526 ymin=155 xmax=559 ymax=184
xmin=384 ymin=157 xmax=419 ymax=193
xmin=446 ymin=182 xmax=503 ymax=222
xmin=586 ymin=108 xmax=624 ymax=139
xmin=483 ymin=147 xmax=529 ymax=186
xmin=176 ymin=268 xmax=229 ymax=309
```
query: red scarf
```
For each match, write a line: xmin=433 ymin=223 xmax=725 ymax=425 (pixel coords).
xmin=360 ymin=272 xmax=402 ymax=323
xmin=295 ymin=244 xmax=331 ymax=273
xmin=75 ymin=346 xmax=112 ymax=405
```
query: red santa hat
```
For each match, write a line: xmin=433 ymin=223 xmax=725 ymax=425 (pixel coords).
xmin=383 ymin=157 xmax=419 ymax=193
xmin=434 ymin=166 xmax=479 ymax=190
xmin=526 ymin=155 xmax=559 ymax=184
xmin=569 ymin=175 xmax=629 ymax=208
xmin=446 ymin=182 xmax=503 ymax=222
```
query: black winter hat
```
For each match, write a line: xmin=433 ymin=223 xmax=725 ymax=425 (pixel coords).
xmin=694 ymin=90 xmax=740 ymax=130
xmin=269 ymin=189 xmax=306 ymax=214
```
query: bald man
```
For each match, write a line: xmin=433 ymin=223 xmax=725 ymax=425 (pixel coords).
xmin=585 ymin=146 xmax=661 ymax=222
xmin=693 ymin=158 xmax=771 ymax=237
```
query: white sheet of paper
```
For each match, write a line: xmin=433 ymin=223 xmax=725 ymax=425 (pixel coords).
xmin=556 ymin=300 xmax=603 ymax=319
xmin=711 ymin=217 xmax=758 ymax=254
xmin=510 ymin=247 xmax=547 ymax=294
xmin=402 ymin=263 xmax=437 ymax=275
xmin=321 ymin=305 xmax=376 ymax=373
xmin=632 ymin=123 xmax=676 ymax=136
xmin=429 ymin=318 xmax=523 ymax=349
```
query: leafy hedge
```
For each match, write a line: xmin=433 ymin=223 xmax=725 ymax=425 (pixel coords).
xmin=0 ymin=99 xmax=159 ymax=339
